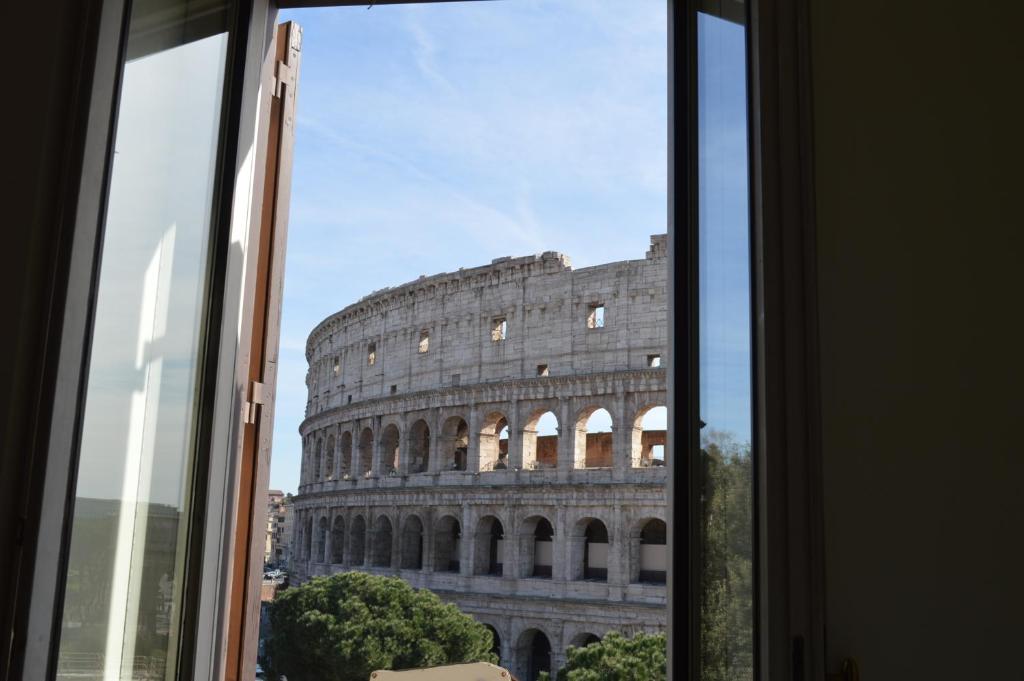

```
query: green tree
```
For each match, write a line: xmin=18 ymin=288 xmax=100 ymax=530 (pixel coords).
xmin=700 ymin=430 xmax=754 ymax=681
xmin=265 ymin=572 xmax=496 ymax=680
xmin=538 ymin=631 xmax=666 ymax=681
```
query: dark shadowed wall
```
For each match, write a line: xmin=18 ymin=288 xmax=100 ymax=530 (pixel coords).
xmin=810 ymin=1 xmax=1024 ymax=678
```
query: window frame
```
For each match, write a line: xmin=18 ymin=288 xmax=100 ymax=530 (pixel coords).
xmin=5 ymin=0 xmax=829 ymax=680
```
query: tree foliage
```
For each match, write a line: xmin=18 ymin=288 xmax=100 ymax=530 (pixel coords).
xmin=538 ymin=631 xmax=666 ymax=681
xmin=700 ymin=430 xmax=754 ymax=681
xmin=265 ymin=572 xmax=496 ymax=680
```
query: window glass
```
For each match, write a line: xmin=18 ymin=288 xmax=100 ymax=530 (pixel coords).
xmin=698 ymin=10 xmax=755 ymax=681
xmin=55 ymin=2 xmax=231 ymax=678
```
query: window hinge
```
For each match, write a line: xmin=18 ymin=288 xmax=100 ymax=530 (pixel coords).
xmin=273 ymin=60 xmax=294 ymax=98
xmin=245 ymin=380 xmax=265 ymax=425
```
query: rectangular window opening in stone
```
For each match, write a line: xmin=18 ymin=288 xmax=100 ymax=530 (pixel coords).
xmin=367 ymin=342 xmax=376 ymax=365
xmin=587 ymin=303 xmax=605 ymax=329
xmin=418 ymin=329 xmax=430 ymax=353
xmin=333 ymin=356 xmax=340 ymax=375
xmin=451 ymin=373 xmax=461 ymax=386
xmin=537 ymin=364 xmax=549 ymax=377
xmin=491 ymin=316 xmax=507 ymax=341
xmin=390 ymin=384 xmax=397 ymax=394
xmin=647 ymin=354 xmax=662 ymax=368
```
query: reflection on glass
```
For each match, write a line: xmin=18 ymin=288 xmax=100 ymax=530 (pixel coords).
xmin=55 ymin=2 xmax=230 ymax=679
xmin=698 ymin=11 xmax=754 ymax=681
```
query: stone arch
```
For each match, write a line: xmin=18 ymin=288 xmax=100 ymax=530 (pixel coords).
xmin=478 ymin=410 xmax=510 ymax=471
xmin=325 ymin=434 xmax=336 ymax=479
xmin=522 ymin=408 xmax=559 ymax=469
xmin=631 ymin=517 xmax=667 ymax=584
xmin=570 ymin=517 xmax=610 ymax=581
xmin=358 ymin=427 xmax=374 ymax=476
xmin=482 ymin=624 xmax=501 ymax=665
xmin=339 ymin=430 xmax=353 ymax=478
xmin=408 ymin=419 xmax=431 ymax=473
xmin=371 ymin=514 xmax=393 ymax=567
xmin=634 ymin=404 xmax=667 ymax=467
xmin=516 ymin=514 xmax=554 ymax=578
xmin=400 ymin=514 xmax=425 ymax=570
xmin=574 ymin=405 xmax=614 ymax=469
xmin=515 ymin=628 xmax=552 ymax=681
xmin=381 ymin=423 xmax=400 ymax=474
xmin=473 ymin=515 xmax=505 ymax=576
xmin=568 ymin=632 xmax=602 ymax=649
xmin=349 ymin=515 xmax=366 ymax=566
xmin=440 ymin=415 xmax=469 ymax=471
xmin=314 ymin=437 xmax=323 ymax=480
xmin=316 ymin=516 xmax=328 ymax=563
xmin=433 ymin=515 xmax=462 ymax=572
xmin=331 ymin=515 xmax=345 ymax=564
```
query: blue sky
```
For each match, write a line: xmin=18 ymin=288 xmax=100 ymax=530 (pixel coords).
xmin=270 ymin=2 xmax=749 ymax=493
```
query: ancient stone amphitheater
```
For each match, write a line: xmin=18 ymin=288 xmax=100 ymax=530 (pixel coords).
xmin=292 ymin=235 xmax=668 ymax=681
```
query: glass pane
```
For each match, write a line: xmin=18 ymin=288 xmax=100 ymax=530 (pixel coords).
xmin=698 ymin=10 xmax=754 ymax=681
xmin=55 ymin=2 xmax=230 ymax=679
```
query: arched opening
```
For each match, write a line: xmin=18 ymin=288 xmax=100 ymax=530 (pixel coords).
xmin=483 ymin=625 xmax=501 ymax=665
xmin=634 ymin=405 xmax=667 ymax=467
xmin=576 ymin=518 xmax=609 ymax=581
xmin=408 ymin=419 xmax=430 ymax=473
xmin=314 ymin=438 xmax=323 ymax=480
xmin=479 ymin=411 xmax=510 ymax=471
xmin=331 ymin=516 xmax=345 ymax=564
xmin=358 ymin=427 xmax=374 ymax=476
xmin=473 ymin=516 xmax=504 ymax=576
xmin=371 ymin=515 xmax=393 ymax=567
xmin=339 ymin=430 xmax=353 ymax=478
xmin=400 ymin=515 xmax=424 ymax=570
xmin=523 ymin=410 xmax=558 ymax=469
xmin=517 ymin=629 xmax=551 ymax=681
xmin=575 ymin=407 xmax=613 ymax=468
xmin=381 ymin=424 xmax=400 ymax=474
xmin=637 ymin=518 xmax=667 ymax=584
xmin=316 ymin=516 xmax=328 ymax=563
xmin=433 ymin=515 xmax=461 ymax=572
xmin=350 ymin=515 xmax=366 ymax=566
xmin=440 ymin=416 xmax=469 ymax=471
xmin=569 ymin=632 xmax=601 ymax=649
xmin=517 ymin=516 xmax=554 ymax=578
xmin=303 ymin=516 xmax=312 ymax=560
xmin=325 ymin=434 xmax=335 ymax=479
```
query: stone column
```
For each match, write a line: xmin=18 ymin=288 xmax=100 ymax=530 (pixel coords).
xmin=555 ymin=506 xmax=569 ymax=582
xmin=460 ymin=503 xmax=474 ymax=576
xmin=428 ymin=409 xmax=442 ymax=473
xmin=467 ymin=404 xmax=481 ymax=473
xmin=612 ymin=392 xmax=632 ymax=480
xmin=557 ymin=398 xmax=575 ymax=474
xmin=507 ymin=400 xmax=523 ymax=470
xmin=390 ymin=511 xmax=402 ymax=571
xmin=608 ymin=504 xmax=626 ymax=586
xmin=398 ymin=414 xmax=411 ymax=475
xmin=371 ymin=416 xmax=384 ymax=476
xmin=324 ymin=509 xmax=333 ymax=564
xmin=503 ymin=505 xmax=518 ymax=581
xmin=422 ymin=508 xmax=434 ymax=573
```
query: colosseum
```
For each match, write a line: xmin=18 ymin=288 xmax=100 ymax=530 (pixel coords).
xmin=291 ymin=234 xmax=668 ymax=681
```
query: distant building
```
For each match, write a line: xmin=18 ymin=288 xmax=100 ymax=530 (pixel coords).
xmin=293 ymin=236 xmax=668 ymax=681
xmin=265 ymin=490 xmax=292 ymax=567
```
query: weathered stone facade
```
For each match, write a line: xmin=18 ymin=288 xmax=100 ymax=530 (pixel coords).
xmin=292 ymin=235 xmax=668 ymax=680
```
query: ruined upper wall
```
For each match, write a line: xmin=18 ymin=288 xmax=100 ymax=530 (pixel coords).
xmin=304 ymin=235 xmax=667 ymax=414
